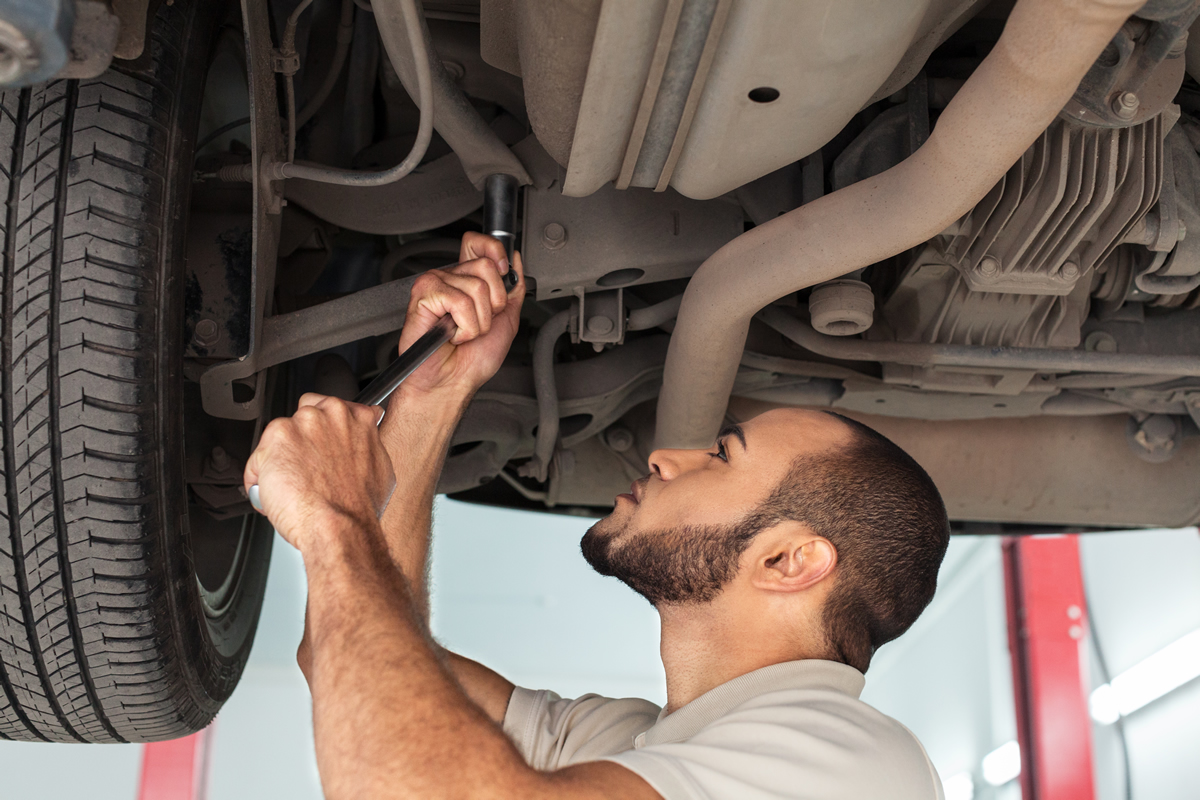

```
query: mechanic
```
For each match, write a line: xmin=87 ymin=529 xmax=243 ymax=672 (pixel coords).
xmin=244 ymin=232 xmax=951 ymax=799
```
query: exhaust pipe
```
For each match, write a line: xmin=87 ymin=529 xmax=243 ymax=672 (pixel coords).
xmin=654 ymin=0 xmax=1149 ymax=448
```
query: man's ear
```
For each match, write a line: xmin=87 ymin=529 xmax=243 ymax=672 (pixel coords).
xmin=749 ymin=523 xmax=837 ymax=593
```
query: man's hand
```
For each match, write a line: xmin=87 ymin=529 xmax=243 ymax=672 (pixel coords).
xmin=397 ymin=232 xmax=524 ymax=399
xmin=243 ymin=394 xmax=396 ymax=551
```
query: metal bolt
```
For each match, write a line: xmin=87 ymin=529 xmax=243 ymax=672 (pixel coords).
xmin=604 ymin=426 xmax=635 ymax=453
xmin=194 ymin=318 xmax=220 ymax=347
xmin=541 ymin=223 xmax=567 ymax=250
xmin=1084 ymin=331 xmax=1117 ymax=353
xmin=1169 ymin=33 xmax=1188 ymax=58
xmin=1112 ymin=91 xmax=1139 ymax=121
xmin=210 ymin=446 xmax=231 ymax=472
xmin=1059 ymin=261 xmax=1080 ymax=281
xmin=1129 ymin=414 xmax=1180 ymax=463
xmin=977 ymin=255 xmax=1001 ymax=277
xmin=586 ymin=315 xmax=614 ymax=336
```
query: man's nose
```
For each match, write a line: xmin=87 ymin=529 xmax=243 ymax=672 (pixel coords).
xmin=648 ymin=447 xmax=710 ymax=481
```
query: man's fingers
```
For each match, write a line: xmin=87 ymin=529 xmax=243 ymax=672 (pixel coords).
xmin=439 ymin=282 xmax=484 ymax=342
xmin=347 ymin=401 xmax=385 ymax=427
xmin=459 ymin=231 xmax=509 ymax=274
xmin=297 ymin=392 xmax=331 ymax=409
xmin=243 ymin=418 xmax=281 ymax=498
xmin=450 ymin=256 xmax=508 ymax=313
xmin=408 ymin=272 xmax=483 ymax=342
xmin=441 ymin=270 xmax=495 ymax=339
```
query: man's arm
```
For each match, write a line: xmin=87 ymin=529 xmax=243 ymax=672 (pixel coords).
xmin=245 ymin=397 xmax=659 ymax=799
xmin=300 ymin=234 xmax=520 ymax=720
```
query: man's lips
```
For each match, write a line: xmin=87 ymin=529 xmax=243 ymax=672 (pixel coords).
xmin=617 ymin=478 xmax=647 ymax=505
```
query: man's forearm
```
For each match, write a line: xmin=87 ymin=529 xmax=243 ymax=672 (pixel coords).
xmin=376 ymin=384 xmax=470 ymax=617
xmin=303 ymin=514 xmax=536 ymax=800
xmin=295 ymin=381 xmax=518 ymax=724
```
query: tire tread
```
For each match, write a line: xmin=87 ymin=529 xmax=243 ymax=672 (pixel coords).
xmin=0 ymin=0 xmax=232 ymax=743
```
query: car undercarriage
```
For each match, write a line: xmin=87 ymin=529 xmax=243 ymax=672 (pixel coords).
xmin=0 ymin=0 xmax=1198 ymax=742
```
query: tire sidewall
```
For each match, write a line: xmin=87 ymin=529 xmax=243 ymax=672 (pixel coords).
xmin=149 ymin=0 xmax=274 ymax=718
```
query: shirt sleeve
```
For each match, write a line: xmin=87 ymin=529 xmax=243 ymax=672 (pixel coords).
xmin=502 ymin=686 xmax=662 ymax=771
xmin=604 ymin=691 xmax=945 ymax=800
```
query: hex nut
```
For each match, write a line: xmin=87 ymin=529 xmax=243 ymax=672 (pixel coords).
xmin=1111 ymin=91 xmax=1139 ymax=121
xmin=194 ymin=318 xmax=220 ymax=347
xmin=542 ymin=222 xmax=567 ymax=250
xmin=808 ymin=280 xmax=874 ymax=336
xmin=977 ymin=255 xmax=1001 ymax=277
xmin=1059 ymin=261 xmax=1080 ymax=280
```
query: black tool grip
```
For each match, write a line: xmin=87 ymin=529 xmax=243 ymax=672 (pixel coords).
xmin=484 ymin=173 xmax=520 ymax=290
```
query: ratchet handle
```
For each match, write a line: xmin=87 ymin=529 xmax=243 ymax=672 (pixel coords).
xmin=247 ymin=314 xmax=457 ymax=513
xmin=354 ymin=313 xmax=457 ymax=407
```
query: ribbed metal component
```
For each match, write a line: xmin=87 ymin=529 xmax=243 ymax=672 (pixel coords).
xmin=948 ymin=115 xmax=1163 ymax=296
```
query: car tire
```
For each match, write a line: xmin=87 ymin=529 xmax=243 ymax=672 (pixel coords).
xmin=0 ymin=0 xmax=273 ymax=743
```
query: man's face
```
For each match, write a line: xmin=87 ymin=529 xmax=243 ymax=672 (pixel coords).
xmin=581 ymin=409 xmax=851 ymax=605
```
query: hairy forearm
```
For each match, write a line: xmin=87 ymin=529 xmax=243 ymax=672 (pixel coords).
xmin=303 ymin=514 xmax=535 ymax=800
xmin=376 ymin=384 xmax=471 ymax=617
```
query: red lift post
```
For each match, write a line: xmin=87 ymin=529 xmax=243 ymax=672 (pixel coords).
xmin=1003 ymin=534 xmax=1096 ymax=800
xmin=136 ymin=724 xmax=215 ymax=800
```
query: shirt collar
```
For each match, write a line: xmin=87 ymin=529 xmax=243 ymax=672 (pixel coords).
xmin=635 ymin=659 xmax=865 ymax=749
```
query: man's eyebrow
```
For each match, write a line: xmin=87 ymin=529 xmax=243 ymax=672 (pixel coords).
xmin=718 ymin=423 xmax=747 ymax=452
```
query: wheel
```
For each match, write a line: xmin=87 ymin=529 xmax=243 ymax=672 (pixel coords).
xmin=0 ymin=0 xmax=273 ymax=743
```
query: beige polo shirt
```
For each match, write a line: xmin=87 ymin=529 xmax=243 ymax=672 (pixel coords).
xmin=503 ymin=659 xmax=944 ymax=799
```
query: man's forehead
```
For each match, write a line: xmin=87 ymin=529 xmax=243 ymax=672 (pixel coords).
xmin=740 ymin=408 xmax=853 ymax=455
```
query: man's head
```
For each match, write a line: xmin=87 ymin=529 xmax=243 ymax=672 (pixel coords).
xmin=581 ymin=409 xmax=949 ymax=673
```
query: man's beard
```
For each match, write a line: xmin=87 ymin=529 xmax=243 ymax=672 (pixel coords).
xmin=580 ymin=515 xmax=761 ymax=606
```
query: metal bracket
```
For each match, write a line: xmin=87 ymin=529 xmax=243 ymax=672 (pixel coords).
xmin=573 ymin=288 xmax=625 ymax=350
xmin=200 ymin=276 xmax=419 ymax=418
xmin=271 ymin=49 xmax=300 ymax=76
xmin=197 ymin=0 xmax=286 ymax=420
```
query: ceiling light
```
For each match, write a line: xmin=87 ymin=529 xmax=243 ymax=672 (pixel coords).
xmin=1090 ymin=627 xmax=1200 ymax=723
xmin=942 ymin=771 xmax=975 ymax=800
xmin=981 ymin=740 xmax=1021 ymax=787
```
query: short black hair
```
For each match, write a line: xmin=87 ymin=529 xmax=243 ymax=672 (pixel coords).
xmin=744 ymin=411 xmax=949 ymax=672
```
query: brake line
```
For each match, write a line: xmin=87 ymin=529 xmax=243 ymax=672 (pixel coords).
xmin=219 ymin=0 xmax=433 ymax=187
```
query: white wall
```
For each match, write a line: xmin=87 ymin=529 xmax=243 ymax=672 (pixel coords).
xmin=0 ymin=507 xmax=1197 ymax=800
xmin=861 ymin=528 xmax=1200 ymax=800
xmin=861 ymin=537 xmax=1020 ymax=800
xmin=1082 ymin=528 xmax=1200 ymax=800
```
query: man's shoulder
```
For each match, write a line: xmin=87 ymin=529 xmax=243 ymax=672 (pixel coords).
xmin=609 ymin=666 xmax=942 ymax=799
xmin=719 ymin=679 xmax=929 ymax=755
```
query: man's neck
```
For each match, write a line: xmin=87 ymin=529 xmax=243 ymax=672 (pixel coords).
xmin=656 ymin=605 xmax=789 ymax=714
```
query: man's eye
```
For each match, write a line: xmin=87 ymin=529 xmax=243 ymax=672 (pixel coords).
xmin=710 ymin=440 xmax=728 ymax=462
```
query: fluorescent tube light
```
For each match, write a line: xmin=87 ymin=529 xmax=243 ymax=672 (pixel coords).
xmin=981 ymin=740 xmax=1021 ymax=786
xmin=1090 ymin=627 xmax=1200 ymax=723
xmin=942 ymin=771 xmax=975 ymax=800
